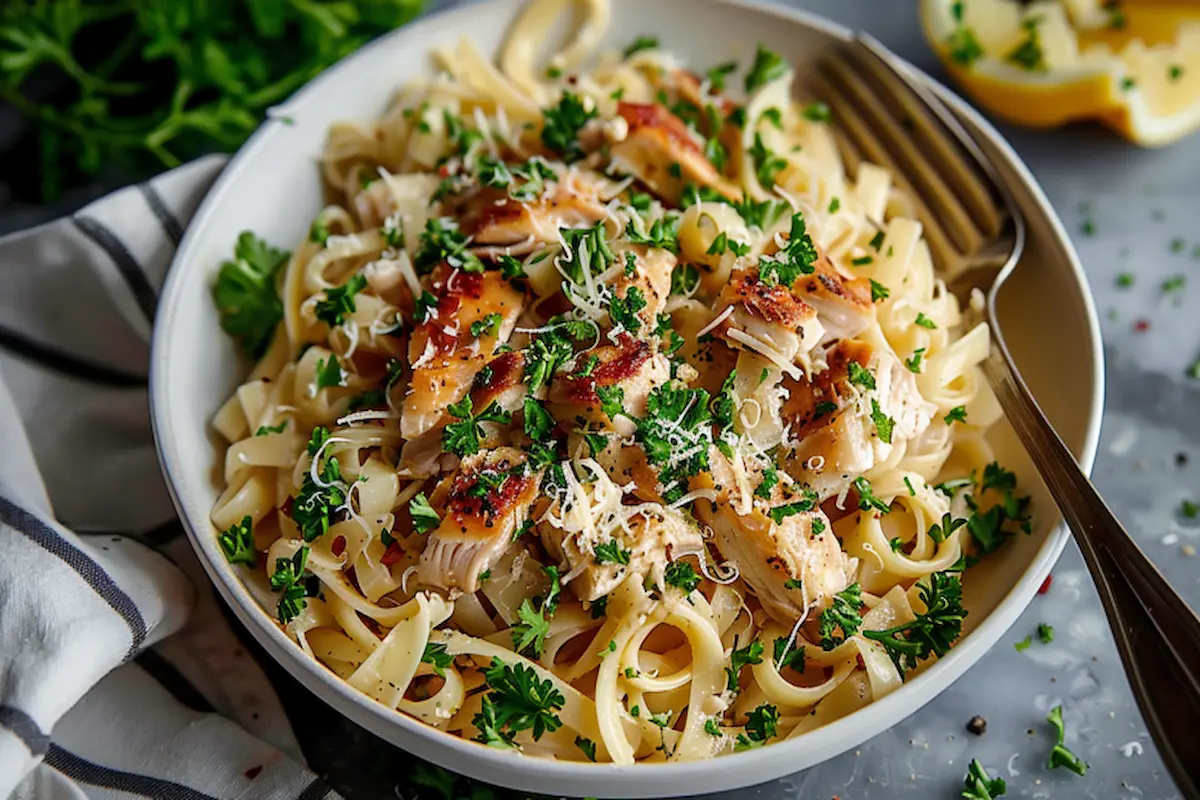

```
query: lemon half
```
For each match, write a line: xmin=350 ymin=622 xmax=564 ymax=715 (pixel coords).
xmin=921 ymin=0 xmax=1200 ymax=146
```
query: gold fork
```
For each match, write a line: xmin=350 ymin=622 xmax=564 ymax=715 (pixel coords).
xmin=811 ymin=33 xmax=1200 ymax=798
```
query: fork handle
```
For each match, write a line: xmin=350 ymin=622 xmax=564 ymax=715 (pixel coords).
xmin=983 ymin=326 xmax=1200 ymax=797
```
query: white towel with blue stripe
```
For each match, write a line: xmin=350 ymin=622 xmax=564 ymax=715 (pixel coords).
xmin=0 ymin=156 xmax=341 ymax=800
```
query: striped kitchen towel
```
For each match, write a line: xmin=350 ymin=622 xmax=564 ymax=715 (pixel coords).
xmin=0 ymin=156 xmax=341 ymax=800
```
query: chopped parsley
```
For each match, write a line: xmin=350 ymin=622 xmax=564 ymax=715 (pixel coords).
xmin=409 ymin=492 xmax=441 ymax=534
xmin=218 ymin=515 xmax=256 ymax=565
xmin=706 ymin=61 xmax=738 ymax=92
xmin=670 ymin=263 xmax=701 ymax=296
xmin=749 ymin=132 xmax=787 ymax=187
xmin=315 ymin=355 xmax=343 ymax=390
xmin=413 ymin=290 xmax=439 ymax=324
xmin=635 ymin=383 xmax=714 ymax=503
xmin=442 ymin=396 xmax=513 ymax=457
xmin=623 ymin=35 xmax=659 ymax=58
xmin=596 ymin=385 xmax=625 ymax=421
xmin=575 ymin=736 xmax=597 ymax=762
xmin=945 ymin=406 xmax=968 ymax=425
xmin=421 ymin=641 xmax=454 ymax=677
xmin=818 ymin=583 xmax=863 ymax=650
xmin=758 ymin=212 xmax=818 ymax=286
xmin=625 ymin=216 xmax=679 ymax=252
xmin=854 ymin=476 xmax=890 ymax=514
xmin=869 ymin=279 xmax=889 ymax=302
xmin=524 ymin=320 xmax=594 ymax=393
xmin=473 ymin=658 xmax=564 ymax=748
xmin=772 ymin=636 xmax=805 ymax=673
xmin=271 ymin=545 xmax=311 ymax=623
xmin=734 ymin=703 xmax=779 ymax=751
xmin=863 ymin=571 xmax=965 ymax=675
xmin=609 ymin=286 xmax=648 ymax=332
xmin=413 ymin=217 xmax=483 ymax=274
xmin=768 ymin=489 xmax=819 ymax=524
xmin=744 ymin=44 xmax=788 ymax=93
xmin=928 ymin=512 xmax=966 ymax=544
xmin=594 ymin=539 xmax=631 ymax=566
xmin=540 ymin=92 xmax=596 ymax=162
xmin=1037 ymin=622 xmax=1054 ymax=643
xmin=1046 ymin=705 xmax=1088 ymax=776
xmin=470 ymin=312 xmax=503 ymax=339
xmin=512 ymin=598 xmax=551 ymax=657
xmin=1014 ymin=635 xmax=1032 ymax=652
xmin=962 ymin=759 xmax=1007 ymax=800
xmin=293 ymin=435 xmax=345 ymax=542
xmin=755 ymin=464 xmax=780 ymax=499
xmin=964 ymin=462 xmax=1032 ymax=554
xmin=905 ymin=348 xmax=926 ymax=373
xmin=255 ymin=420 xmax=287 ymax=436
xmin=914 ymin=312 xmax=937 ymax=329
xmin=802 ymin=101 xmax=831 ymax=122
xmin=1006 ymin=17 xmax=1046 ymax=71
xmin=725 ymin=638 xmax=764 ymax=692
xmin=847 ymin=361 xmax=875 ymax=390
xmin=213 ymin=231 xmax=290 ymax=358
xmin=870 ymin=399 xmax=895 ymax=444
xmin=664 ymin=560 xmax=701 ymax=593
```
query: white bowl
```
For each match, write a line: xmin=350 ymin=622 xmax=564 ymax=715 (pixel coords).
xmin=150 ymin=0 xmax=1104 ymax=796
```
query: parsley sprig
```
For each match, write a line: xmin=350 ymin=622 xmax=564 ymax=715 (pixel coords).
xmin=818 ymin=583 xmax=863 ymax=650
xmin=734 ymin=703 xmax=779 ymax=750
xmin=758 ymin=213 xmax=818 ymax=287
xmin=271 ymin=545 xmax=311 ymax=624
xmin=218 ymin=515 xmax=256 ymax=565
xmin=962 ymin=759 xmax=1007 ymax=800
xmin=442 ymin=396 xmax=513 ymax=457
xmin=473 ymin=658 xmax=565 ymax=749
xmin=1046 ymin=705 xmax=1088 ymax=776
xmin=213 ymin=232 xmax=290 ymax=358
xmin=863 ymin=571 xmax=966 ymax=676
xmin=541 ymin=92 xmax=596 ymax=162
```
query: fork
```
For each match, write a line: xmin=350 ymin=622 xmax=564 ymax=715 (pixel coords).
xmin=809 ymin=33 xmax=1200 ymax=798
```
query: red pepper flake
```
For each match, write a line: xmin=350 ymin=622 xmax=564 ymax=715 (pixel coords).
xmin=1134 ymin=319 xmax=1150 ymax=332
xmin=1038 ymin=574 xmax=1053 ymax=595
xmin=244 ymin=765 xmax=263 ymax=780
xmin=331 ymin=535 xmax=346 ymax=557
xmin=381 ymin=541 xmax=404 ymax=566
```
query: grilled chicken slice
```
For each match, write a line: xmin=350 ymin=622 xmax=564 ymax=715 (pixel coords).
xmin=610 ymin=102 xmax=741 ymax=206
xmin=780 ymin=339 xmax=935 ymax=498
xmin=790 ymin=251 xmax=874 ymax=344
xmin=453 ymin=175 xmax=607 ymax=247
xmin=696 ymin=449 xmax=856 ymax=625
xmin=541 ymin=498 xmax=704 ymax=602
xmin=712 ymin=268 xmax=826 ymax=373
xmin=418 ymin=448 xmax=541 ymax=593
xmin=610 ymin=243 xmax=675 ymax=331
xmin=398 ymin=351 xmax=528 ymax=477
xmin=548 ymin=334 xmax=670 ymax=436
xmin=401 ymin=266 xmax=525 ymax=439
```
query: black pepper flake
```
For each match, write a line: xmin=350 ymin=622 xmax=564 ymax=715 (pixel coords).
xmin=966 ymin=715 xmax=987 ymax=735
xmin=1176 ymin=452 xmax=1189 ymax=468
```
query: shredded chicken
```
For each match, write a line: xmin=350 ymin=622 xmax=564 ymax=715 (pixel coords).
xmin=418 ymin=447 xmax=542 ymax=593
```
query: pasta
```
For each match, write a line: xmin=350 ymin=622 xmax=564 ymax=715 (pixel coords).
xmin=209 ymin=0 xmax=1033 ymax=764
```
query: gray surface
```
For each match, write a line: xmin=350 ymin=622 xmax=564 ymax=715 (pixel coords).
xmin=4 ymin=1 xmax=1196 ymax=797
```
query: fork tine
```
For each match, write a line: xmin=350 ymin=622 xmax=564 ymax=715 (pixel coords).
xmin=809 ymin=70 xmax=960 ymax=273
xmin=817 ymin=51 xmax=984 ymax=259
xmin=845 ymin=36 xmax=1004 ymax=240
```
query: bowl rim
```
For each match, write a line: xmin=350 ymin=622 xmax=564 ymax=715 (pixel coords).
xmin=149 ymin=0 xmax=1106 ymax=795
